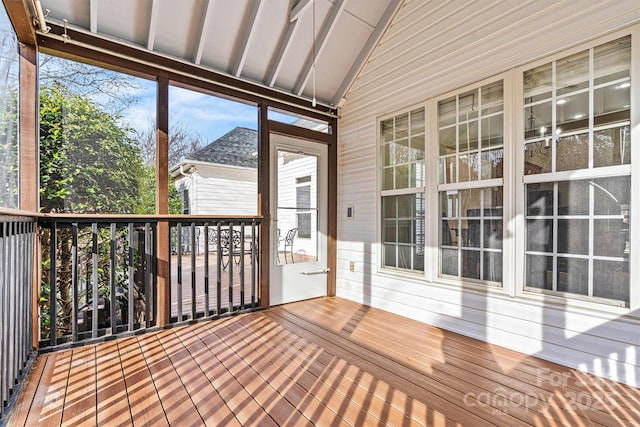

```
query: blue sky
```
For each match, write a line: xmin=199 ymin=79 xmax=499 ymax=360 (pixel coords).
xmin=125 ymin=78 xmax=259 ymax=144
xmin=40 ymin=53 xmax=300 ymax=146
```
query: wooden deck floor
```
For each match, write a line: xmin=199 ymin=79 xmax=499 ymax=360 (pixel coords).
xmin=8 ymin=297 xmax=640 ymax=426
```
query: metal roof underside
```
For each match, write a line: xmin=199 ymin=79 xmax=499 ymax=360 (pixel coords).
xmin=38 ymin=0 xmax=403 ymax=108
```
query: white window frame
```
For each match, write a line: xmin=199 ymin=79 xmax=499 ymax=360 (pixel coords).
xmin=377 ymin=105 xmax=428 ymax=275
xmin=430 ymin=73 xmax=514 ymax=292
xmin=513 ymin=27 xmax=639 ymax=312
xmin=375 ymin=27 xmax=638 ymax=313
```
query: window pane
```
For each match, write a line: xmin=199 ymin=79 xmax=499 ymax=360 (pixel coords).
xmin=484 ymin=220 xmax=503 ymax=249
xmin=396 ymin=113 xmax=409 ymax=139
xmin=483 ymin=252 xmax=502 ymax=282
xmin=527 ymin=219 xmax=553 ymax=252
xmin=481 ymin=81 xmax=503 ymax=115
xmin=438 ymin=97 xmax=456 ymax=127
xmin=593 ymin=176 xmax=630 ymax=215
xmin=441 ymin=191 xmax=458 ymax=218
xmin=397 ymin=220 xmax=412 ymax=243
xmin=383 ymin=195 xmax=396 ymax=218
xmin=524 ymin=141 xmax=552 ymax=174
xmin=593 ymin=260 xmax=629 ymax=302
xmin=459 ymin=120 xmax=479 ymax=151
xmin=594 ymin=85 xmax=630 ymax=126
xmin=557 ymin=257 xmax=588 ymax=295
xmin=526 ymin=255 xmax=553 ymax=290
xmin=524 ymin=63 xmax=552 ymax=102
xmin=461 ymin=250 xmax=480 ymax=279
xmin=381 ymin=193 xmax=424 ymax=272
xmin=383 ymin=244 xmax=396 ymax=267
xmin=458 ymin=89 xmax=478 ymax=121
xmin=382 ymin=167 xmax=394 ymax=191
xmin=557 ymin=133 xmax=589 ymax=171
xmin=556 ymin=50 xmax=589 ymax=95
xmin=458 ymin=153 xmax=479 ymax=182
xmin=383 ymin=220 xmax=396 ymax=243
xmin=439 ymin=127 xmax=456 ymax=155
xmin=481 ymin=148 xmax=503 ymax=179
xmin=481 ymin=115 xmax=503 ymax=148
xmin=594 ymin=219 xmax=628 ymax=257
xmin=556 ymin=91 xmax=589 ymax=133
xmin=411 ymin=108 xmax=425 ymax=134
xmin=441 ymin=249 xmax=458 ymax=276
xmin=381 ymin=108 xmax=425 ymax=192
xmin=381 ymin=119 xmax=394 ymax=143
xmin=557 ymin=180 xmax=589 ymax=216
xmin=461 ymin=219 xmax=480 ymax=248
xmin=594 ymin=36 xmax=631 ymax=85
xmin=594 ymin=126 xmax=630 ymax=167
xmin=524 ymin=102 xmax=552 ymax=141
xmin=557 ymin=219 xmax=589 ymax=255
xmin=0 ymin=8 xmax=19 ymax=209
xmin=410 ymin=135 xmax=425 ymax=161
xmin=527 ymin=183 xmax=554 ymax=216
xmin=440 ymin=156 xmax=456 ymax=184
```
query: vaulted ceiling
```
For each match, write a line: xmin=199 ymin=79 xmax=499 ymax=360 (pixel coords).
xmin=37 ymin=0 xmax=403 ymax=108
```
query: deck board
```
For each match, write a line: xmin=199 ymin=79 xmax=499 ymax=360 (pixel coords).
xmin=9 ymin=297 xmax=640 ymax=426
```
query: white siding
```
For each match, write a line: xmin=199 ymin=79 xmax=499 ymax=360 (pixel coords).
xmin=338 ymin=0 xmax=640 ymax=387
xmin=175 ymin=164 xmax=257 ymax=215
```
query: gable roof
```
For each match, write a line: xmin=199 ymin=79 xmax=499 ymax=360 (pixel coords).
xmin=183 ymin=127 xmax=257 ymax=169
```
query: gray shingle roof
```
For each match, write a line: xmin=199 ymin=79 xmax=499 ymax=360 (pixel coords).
xmin=185 ymin=127 xmax=257 ymax=168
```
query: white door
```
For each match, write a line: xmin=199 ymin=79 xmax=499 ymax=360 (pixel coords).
xmin=270 ymin=134 xmax=328 ymax=306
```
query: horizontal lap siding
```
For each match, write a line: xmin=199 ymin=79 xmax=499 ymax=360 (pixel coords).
xmin=337 ymin=0 xmax=640 ymax=387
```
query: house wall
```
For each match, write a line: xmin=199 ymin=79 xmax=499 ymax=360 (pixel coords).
xmin=176 ymin=164 xmax=258 ymax=215
xmin=337 ymin=0 xmax=640 ymax=386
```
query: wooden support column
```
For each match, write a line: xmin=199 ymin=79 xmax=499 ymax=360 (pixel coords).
xmin=18 ymin=43 xmax=40 ymax=349
xmin=327 ymin=117 xmax=338 ymax=296
xmin=156 ymin=72 xmax=170 ymax=325
xmin=258 ymin=103 xmax=270 ymax=307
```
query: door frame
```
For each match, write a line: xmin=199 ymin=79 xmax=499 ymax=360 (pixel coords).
xmin=258 ymin=118 xmax=337 ymax=307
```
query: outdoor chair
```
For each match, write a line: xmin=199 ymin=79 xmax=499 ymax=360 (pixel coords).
xmin=219 ymin=229 xmax=244 ymax=270
xmin=280 ymin=227 xmax=297 ymax=264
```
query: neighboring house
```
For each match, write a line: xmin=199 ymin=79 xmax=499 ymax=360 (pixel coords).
xmin=170 ymin=127 xmax=258 ymax=216
xmin=171 ymin=126 xmax=316 ymax=258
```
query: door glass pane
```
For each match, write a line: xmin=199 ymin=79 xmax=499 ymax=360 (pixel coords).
xmin=276 ymin=149 xmax=318 ymax=265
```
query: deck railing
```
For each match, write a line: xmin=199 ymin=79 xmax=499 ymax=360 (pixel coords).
xmin=38 ymin=215 xmax=261 ymax=349
xmin=0 ymin=214 xmax=36 ymax=421
xmin=169 ymin=219 xmax=260 ymax=323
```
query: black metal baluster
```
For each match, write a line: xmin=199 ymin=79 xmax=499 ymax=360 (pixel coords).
xmin=72 ymin=223 xmax=78 ymax=342
xmin=204 ymin=223 xmax=210 ymax=317
xmin=190 ymin=222 xmax=196 ymax=320
xmin=91 ymin=223 xmax=99 ymax=339
xmin=49 ymin=222 xmax=57 ymax=347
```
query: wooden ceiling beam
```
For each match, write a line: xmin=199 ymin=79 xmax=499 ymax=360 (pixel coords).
xmin=2 ymin=0 xmax=37 ymax=45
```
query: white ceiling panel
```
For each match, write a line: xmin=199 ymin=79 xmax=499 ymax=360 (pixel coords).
xmin=38 ymin=0 xmax=403 ymax=107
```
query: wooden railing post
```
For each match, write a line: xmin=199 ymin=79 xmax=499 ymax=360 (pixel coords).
xmin=156 ymin=220 xmax=169 ymax=326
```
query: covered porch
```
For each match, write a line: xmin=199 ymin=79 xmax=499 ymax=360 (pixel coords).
xmin=8 ymin=297 xmax=640 ymax=426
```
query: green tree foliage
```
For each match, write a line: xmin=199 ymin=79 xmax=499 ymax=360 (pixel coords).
xmin=39 ymin=83 xmax=144 ymax=214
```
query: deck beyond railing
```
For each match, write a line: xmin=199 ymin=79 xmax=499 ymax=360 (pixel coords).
xmin=38 ymin=215 xmax=261 ymax=349
xmin=0 ymin=214 xmax=36 ymax=422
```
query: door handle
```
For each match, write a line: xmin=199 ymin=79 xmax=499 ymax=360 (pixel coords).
xmin=300 ymin=268 xmax=330 ymax=276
